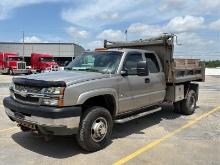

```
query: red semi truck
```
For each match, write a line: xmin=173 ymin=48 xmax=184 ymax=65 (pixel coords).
xmin=0 ymin=52 xmax=28 ymax=75
xmin=30 ymin=53 xmax=59 ymax=73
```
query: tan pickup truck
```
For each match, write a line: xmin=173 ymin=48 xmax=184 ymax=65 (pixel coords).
xmin=3 ymin=34 xmax=205 ymax=151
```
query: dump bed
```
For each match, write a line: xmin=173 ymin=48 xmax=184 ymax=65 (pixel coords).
xmin=104 ymin=34 xmax=205 ymax=83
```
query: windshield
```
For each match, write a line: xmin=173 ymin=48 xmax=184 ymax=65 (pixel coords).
xmin=8 ymin=57 xmax=21 ymax=61
xmin=65 ymin=51 xmax=123 ymax=74
xmin=40 ymin=57 xmax=55 ymax=62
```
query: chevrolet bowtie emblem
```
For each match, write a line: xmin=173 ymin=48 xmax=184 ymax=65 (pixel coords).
xmin=20 ymin=89 xmax=28 ymax=97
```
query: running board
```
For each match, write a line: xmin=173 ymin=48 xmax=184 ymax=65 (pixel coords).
xmin=114 ymin=107 xmax=161 ymax=124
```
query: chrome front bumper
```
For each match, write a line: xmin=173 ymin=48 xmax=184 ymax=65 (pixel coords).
xmin=3 ymin=97 xmax=82 ymax=135
xmin=13 ymin=69 xmax=29 ymax=74
xmin=5 ymin=107 xmax=80 ymax=129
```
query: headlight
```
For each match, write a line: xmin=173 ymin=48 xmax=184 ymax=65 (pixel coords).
xmin=41 ymin=87 xmax=65 ymax=107
xmin=42 ymin=87 xmax=65 ymax=95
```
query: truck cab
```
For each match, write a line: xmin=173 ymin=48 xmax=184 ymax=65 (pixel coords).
xmin=31 ymin=53 xmax=59 ymax=73
xmin=0 ymin=52 xmax=28 ymax=75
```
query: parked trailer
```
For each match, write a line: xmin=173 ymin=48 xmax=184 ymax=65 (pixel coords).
xmin=0 ymin=52 xmax=28 ymax=75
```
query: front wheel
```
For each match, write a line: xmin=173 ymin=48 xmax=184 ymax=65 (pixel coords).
xmin=9 ymin=69 xmax=14 ymax=75
xmin=76 ymin=106 xmax=113 ymax=152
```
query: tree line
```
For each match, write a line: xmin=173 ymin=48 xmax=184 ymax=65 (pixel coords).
xmin=204 ymin=60 xmax=220 ymax=68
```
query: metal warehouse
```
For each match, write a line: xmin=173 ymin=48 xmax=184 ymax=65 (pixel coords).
xmin=0 ymin=42 xmax=85 ymax=65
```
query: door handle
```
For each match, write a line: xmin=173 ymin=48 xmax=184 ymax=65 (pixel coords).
xmin=145 ymin=78 xmax=150 ymax=83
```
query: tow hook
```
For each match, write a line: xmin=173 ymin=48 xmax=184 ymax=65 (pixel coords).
xmin=17 ymin=124 xmax=31 ymax=132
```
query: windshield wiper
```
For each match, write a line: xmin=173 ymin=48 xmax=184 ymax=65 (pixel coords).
xmin=64 ymin=67 xmax=71 ymax=70
xmin=85 ymin=68 xmax=100 ymax=72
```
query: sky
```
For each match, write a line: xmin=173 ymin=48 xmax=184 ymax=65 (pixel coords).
xmin=0 ymin=0 xmax=220 ymax=60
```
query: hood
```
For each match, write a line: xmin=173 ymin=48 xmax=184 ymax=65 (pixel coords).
xmin=9 ymin=61 xmax=17 ymax=69
xmin=21 ymin=71 xmax=110 ymax=86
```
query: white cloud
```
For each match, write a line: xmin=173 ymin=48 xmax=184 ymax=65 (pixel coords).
xmin=0 ymin=0 xmax=63 ymax=20
xmin=85 ymin=40 xmax=103 ymax=50
xmin=209 ymin=19 xmax=220 ymax=31
xmin=176 ymin=32 xmax=204 ymax=46
xmin=173 ymin=32 xmax=216 ymax=60
xmin=97 ymin=29 xmax=124 ymax=41
xmin=128 ymin=23 xmax=164 ymax=38
xmin=20 ymin=36 xmax=46 ymax=43
xmin=165 ymin=15 xmax=205 ymax=33
xmin=159 ymin=0 xmax=186 ymax=11
xmin=61 ymin=0 xmax=148 ymax=27
xmin=100 ymin=12 xmax=119 ymax=21
xmin=66 ymin=26 xmax=89 ymax=39
xmin=199 ymin=0 xmax=220 ymax=13
xmin=126 ymin=15 xmax=205 ymax=39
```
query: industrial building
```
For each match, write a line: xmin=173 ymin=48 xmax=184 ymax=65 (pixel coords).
xmin=0 ymin=42 xmax=85 ymax=66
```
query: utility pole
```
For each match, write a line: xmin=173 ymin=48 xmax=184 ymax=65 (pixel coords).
xmin=22 ymin=31 xmax=25 ymax=61
xmin=125 ymin=29 xmax=128 ymax=41
xmin=59 ymin=40 xmax=61 ymax=57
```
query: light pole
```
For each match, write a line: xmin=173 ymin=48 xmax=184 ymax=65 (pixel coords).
xmin=22 ymin=31 xmax=25 ymax=61
xmin=125 ymin=29 xmax=128 ymax=41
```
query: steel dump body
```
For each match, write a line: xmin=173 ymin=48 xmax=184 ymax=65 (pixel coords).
xmin=104 ymin=34 xmax=205 ymax=83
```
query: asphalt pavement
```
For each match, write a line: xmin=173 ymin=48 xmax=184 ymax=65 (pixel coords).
xmin=0 ymin=75 xmax=219 ymax=165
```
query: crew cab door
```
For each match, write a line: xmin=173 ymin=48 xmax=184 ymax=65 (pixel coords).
xmin=143 ymin=53 xmax=166 ymax=105
xmin=118 ymin=51 xmax=151 ymax=113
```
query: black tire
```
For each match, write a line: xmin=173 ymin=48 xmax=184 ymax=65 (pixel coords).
xmin=76 ymin=106 xmax=113 ymax=152
xmin=181 ymin=90 xmax=196 ymax=115
xmin=9 ymin=69 xmax=14 ymax=75
xmin=25 ymin=70 xmax=32 ymax=75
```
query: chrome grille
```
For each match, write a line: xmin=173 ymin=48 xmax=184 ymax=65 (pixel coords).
xmin=14 ymin=93 xmax=39 ymax=103
xmin=17 ymin=62 xmax=26 ymax=69
xmin=15 ymin=84 xmax=42 ymax=94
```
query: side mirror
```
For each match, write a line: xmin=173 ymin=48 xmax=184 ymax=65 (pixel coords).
xmin=137 ymin=61 xmax=149 ymax=76
xmin=120 ymin=70 xmax=128 ymax=76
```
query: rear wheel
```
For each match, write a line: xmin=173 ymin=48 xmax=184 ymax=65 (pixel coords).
xmin=173 ymin=90 xmax=196 ymax=115
xmin=181 ymin=90 xmax=196 ymax=115
xmin=76 ymin=106 xmax=113 ymax=152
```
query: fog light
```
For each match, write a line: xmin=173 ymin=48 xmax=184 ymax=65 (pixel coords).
xmin=42 ymin=98 xmax=59 ymax=106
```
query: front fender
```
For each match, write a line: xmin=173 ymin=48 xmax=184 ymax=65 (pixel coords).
xmin=77 ymin=88 xmax=119 ymax=113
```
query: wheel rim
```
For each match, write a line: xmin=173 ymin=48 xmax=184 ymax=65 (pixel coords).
xmin=91 ymin=117 xmax=108 ymax=142
xmin=188 ymin=95 xmax=196 ymax=110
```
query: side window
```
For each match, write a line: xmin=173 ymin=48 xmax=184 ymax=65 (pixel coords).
xmin=145 ymin=53 xmax=160 ymax=73
xmin=124 ymin=52 xmax=143 ymax=75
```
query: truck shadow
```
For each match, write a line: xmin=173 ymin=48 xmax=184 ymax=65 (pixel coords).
xmin=112 ymin=104 xmax=181 ymax=139
xmin=11 ymin=104 xmax=186 ymax=159
xmin=11 ymin=132 xmax=85 ymax=158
